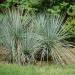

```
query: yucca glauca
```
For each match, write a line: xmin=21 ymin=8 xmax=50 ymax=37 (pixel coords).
xmin=31 ymin=13 xmax=75 ymax=65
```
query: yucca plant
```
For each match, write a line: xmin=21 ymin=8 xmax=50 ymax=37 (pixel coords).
xmin=1 ymin=9 xmax=75 ymax=65
xmin=0 ymin=9 xmax=43 ymax=64
xmin=0 ymin=10 xmax=24 ymax=64
xmin=31 ymin=13 xmax=75 ymax=65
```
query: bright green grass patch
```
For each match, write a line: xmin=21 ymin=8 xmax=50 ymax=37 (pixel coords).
xmin=0 ymin=63 xmax=75 ymax=75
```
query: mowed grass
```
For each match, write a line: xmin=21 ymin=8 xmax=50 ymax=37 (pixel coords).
xmin=0 ymin=63 xmax=75 ymax=75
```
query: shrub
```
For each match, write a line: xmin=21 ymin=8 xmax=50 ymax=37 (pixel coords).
xmin=0 ymin=9 xmax=75 ymax=65
xmin=31 ymin=13 xmax=75 ymax=65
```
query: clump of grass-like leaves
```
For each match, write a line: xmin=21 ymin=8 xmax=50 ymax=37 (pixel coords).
xmin=0 ymin=9 xmax=41 ymax=64
xmin=31 ymin=13 xmax=75 ymax=65
xmin=0 ymin=9 xmax=75 ymax=65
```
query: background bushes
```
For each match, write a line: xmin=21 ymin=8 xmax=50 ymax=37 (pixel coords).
xmin=0 ymin=0 xmax=75 ymax=34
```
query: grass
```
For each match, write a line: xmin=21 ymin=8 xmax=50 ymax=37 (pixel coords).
xmin=0 ymin=63 xmax=75 ymax=75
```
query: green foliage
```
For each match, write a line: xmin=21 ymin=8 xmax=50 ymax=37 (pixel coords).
xmin=47 ymin=2 xmax=68 ymax=14
xmin=0 ymin=0 xmax=14 ymax=8
xmin=67 ymin=5 xmax=75 ymax=16
xmin=0 ymin=64 xmax=75 ymax=75
xmin=65 ymin=17 xmax=75 ymax=36
xmin=0 ymin=0 xmax=75 ymax=15
xmin=0 ymin=0 xmax=44 ymax=12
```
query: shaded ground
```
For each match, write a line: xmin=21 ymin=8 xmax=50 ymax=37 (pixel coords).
xmin=0 ymin=47 xmax=8 ymax=61
xmin=0 ymin=46 xmax=75 ymax=65
xmin=0 ymin=63 xmax=75 ymax=75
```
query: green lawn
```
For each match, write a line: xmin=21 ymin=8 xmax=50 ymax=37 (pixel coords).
xmin=0 ymin=63 xmax=75 ymax=75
